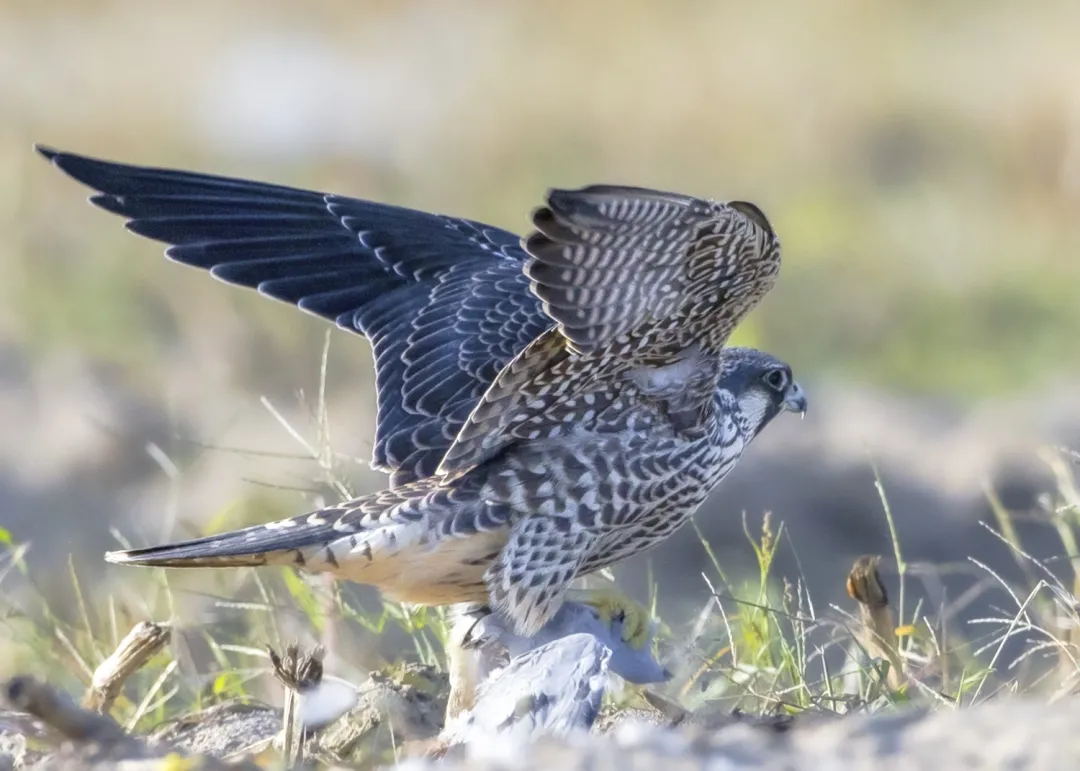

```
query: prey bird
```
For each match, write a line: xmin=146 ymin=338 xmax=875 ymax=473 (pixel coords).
xmin=37 ymin=146 xmax=807 ymax=641
xmin=444 ymin=601 xmax=671 ymax=723
xmin=439 ymin=633 xmax=614 ymax=752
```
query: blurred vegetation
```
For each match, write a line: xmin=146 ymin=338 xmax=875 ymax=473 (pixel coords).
xmin=3 ymin=4 xmax=1080 ymax=751
xmin=2 ymin=0 xmax=1079 ymax=404
xmin=3 ymin=447 xmax=1080 ymax=765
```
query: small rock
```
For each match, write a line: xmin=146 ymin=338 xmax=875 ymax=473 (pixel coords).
xmin=149 ymin=701 xmax=280 ymax=759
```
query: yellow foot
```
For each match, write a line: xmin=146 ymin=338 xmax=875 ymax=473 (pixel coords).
xmin=568 ymin=585 xmax=652 ymax=650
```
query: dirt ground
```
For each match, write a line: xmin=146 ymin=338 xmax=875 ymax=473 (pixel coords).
xmin=3 ymin=668 xmax=1075 ymax=771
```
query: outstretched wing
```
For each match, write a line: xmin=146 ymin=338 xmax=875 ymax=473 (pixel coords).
xmin=37 ymin=146 xmax=552 ymax=486
xmin=436 ymin=184 xmax=782 ymax=478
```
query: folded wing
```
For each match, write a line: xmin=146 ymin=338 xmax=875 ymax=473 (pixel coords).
xmin=437 ymin=184 xmax=782 ymax=478
xmin=525 ymin=184 xmax=781 ymax=356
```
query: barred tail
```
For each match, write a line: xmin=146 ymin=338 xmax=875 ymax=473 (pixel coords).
xmin=104 ymin=480 xmax=511 ymax=609
xmin=104 ymin=512 xmax=343 ymax=569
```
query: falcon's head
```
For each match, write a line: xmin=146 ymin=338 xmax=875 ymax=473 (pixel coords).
xmin=717 ymin=347 xmax=807 ymax=441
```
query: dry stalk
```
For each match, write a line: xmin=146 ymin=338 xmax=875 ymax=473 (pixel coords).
xmin=82 ymin=621 xmax=171 ymax=715
xmin=268 ymin=642 xmax=324 ymax=767
xmin=846 ymin=555 xmax=905 ymax=691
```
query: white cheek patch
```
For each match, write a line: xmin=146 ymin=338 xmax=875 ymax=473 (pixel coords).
xmin=736 ymin=389 xmax=771 ymax=434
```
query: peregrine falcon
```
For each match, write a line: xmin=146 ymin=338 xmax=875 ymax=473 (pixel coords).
xmin=37 ymin=146 xmax=807 ymax=638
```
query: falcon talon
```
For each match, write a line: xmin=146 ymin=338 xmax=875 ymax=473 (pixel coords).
xmin=40 ymin=146 xmax=807 ymax=639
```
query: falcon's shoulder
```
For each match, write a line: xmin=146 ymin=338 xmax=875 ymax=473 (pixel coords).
xmin=436 ymin=184 xmax=782 ymax=478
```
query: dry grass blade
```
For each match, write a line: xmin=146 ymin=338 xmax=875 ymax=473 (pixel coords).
xmin=82 ymin=621 xmax=172 ymax=715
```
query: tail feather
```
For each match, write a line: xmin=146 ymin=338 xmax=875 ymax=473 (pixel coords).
xmin=105 ymin=514 xmax=343 ymax=569
xmin=103 ymin=479 xmax=512 ymax=609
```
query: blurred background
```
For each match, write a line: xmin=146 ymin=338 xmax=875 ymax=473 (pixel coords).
xmin=2 ymin=1 xmax=1080 ymax=682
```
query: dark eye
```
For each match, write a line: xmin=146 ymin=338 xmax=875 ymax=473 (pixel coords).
xmin=764 ymin=368 xmax=788 ymax=391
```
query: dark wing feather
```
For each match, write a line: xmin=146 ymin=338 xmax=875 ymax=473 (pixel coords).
xmin=436 ymin=185 xmax=781 ymax=478
xmin=37 ymin=145 xmax=550 ymax=485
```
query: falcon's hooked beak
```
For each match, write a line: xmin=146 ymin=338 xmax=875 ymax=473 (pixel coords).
xmin=781 ymin=382 xmax=808 ymax=418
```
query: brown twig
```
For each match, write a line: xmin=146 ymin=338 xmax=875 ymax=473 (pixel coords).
xmin=82 ymin=621 xmax=171 ymax=715
xmin=846 ymin=555 xmax=905 ymax=691
xmin=3 ymin=676 xmax=128 ymax=746
xmin=3 ymin=676 xmax=267 ymax=770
